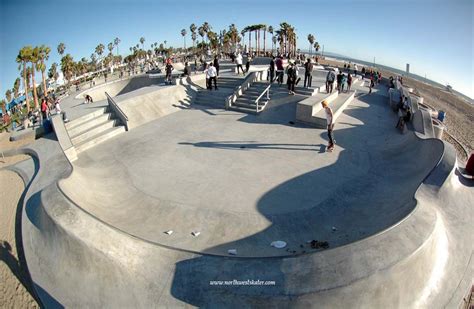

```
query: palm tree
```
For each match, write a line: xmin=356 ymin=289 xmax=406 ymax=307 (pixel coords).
xmin=140 ymin=37 xmax=145 ymax=50
xmin=241 ymin=29 xmax=246 ymax=51
xmin=13 ymin=78 xmax=20 ymax=98
xmin=262 ymin=25 xmax=267 ymax=55
xmin=37 ymin=45 xmax=51 ymax=96
xmin=16 ymin=48 xmax=31 ymax=105
xmin=60 ymin=54 xmax=75 ymax=89
xmin=202 ymin=22 xmax=211 ymax=42
xmin=48 ymin=63 xmax=59 ymax=84
xmin=272 ymin=36 xmax=277 ymax=55
xmin=114 ymin=37 xmax=121 ymax=56
xmin=314 ymin=42 xmax=320 ymax=55
xmin=5 ymin=90 xmax=12 ymax=103
xmin=307 ymin=34 xmax=315 ymax=55
xmin=181 ymin=29 xmax=187 ymax=51
xmin=107 ymin=42 xmax=114 ymax=55
xmin=95 ymin=44 xmax=105 ymax=69
xmin=198 ymin=26 xmax=205 ymax=44
xmin=27 ymin=47 xmax=40 ymax=108
xmin=57 ymin=42 xmax=65 ymax=56
xmin=191 ymin=33 xmax=197 ymax=53
xmin=268 ymin=26 xmax=274 ymax=54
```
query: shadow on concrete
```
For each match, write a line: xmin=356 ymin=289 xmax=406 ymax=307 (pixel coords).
xmin=178 ymin=141 xmax=321 ymax=152
xmin=170 ymin=87 xmax=444 ymax=306
xmin=0 ymin=240 xmax=37 ymax=300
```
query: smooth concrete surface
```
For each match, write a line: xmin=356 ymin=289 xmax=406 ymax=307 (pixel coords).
xmin=11 ymin=81 xmax=474 ymax=307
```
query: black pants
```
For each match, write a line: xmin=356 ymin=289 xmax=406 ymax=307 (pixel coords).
xmin=326 ymin=81 xmax=334 ymax=93
xmin=304 ymin=73 xmax=312 ymax=88
xmin=216 ymin=66 xmax=219 ymax=76
xmin=236 ymin=64 xmax=244 ymax=74
xmin=269 ymin=70 xmax=275 ymax=82
xmin=208 ymin=76 xmax=217 ymax=90
xmin=277 ymin=71 xmax=284 ymax=84
xmin=287 ymin=78 xmax=295 ymax=91
xmin=327 ymin=124 xmax=334 ymax=146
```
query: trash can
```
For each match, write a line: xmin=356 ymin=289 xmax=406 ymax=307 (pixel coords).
xmin=438 ymin=110 xmax=446 ymax=122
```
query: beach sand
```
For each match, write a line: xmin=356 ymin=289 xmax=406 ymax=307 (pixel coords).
xmin=319 ymin=58 xmax=473 ymax=161
xmin=0 ymin=133 xmax=39 ymax=308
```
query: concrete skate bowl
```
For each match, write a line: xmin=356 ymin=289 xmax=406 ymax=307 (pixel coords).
xmin=57 ymin=130 xmax=443 ymax=257
xmin=19 ymin=90 xmax=473 ymax=307
xmin=75 ymin=75 xmax=167 ymax=102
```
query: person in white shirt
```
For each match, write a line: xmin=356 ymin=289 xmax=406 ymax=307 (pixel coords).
xmin=206 ymin=63 xmax=218 ymax=90
xmin=321 ymin=100 xmax=335 ymax=151
xmin=235 ymin=53 xmax=244 ymax=75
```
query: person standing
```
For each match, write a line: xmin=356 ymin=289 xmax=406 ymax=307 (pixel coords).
xmin=213 ymin=56 xmax=220 ymax=76
xmin=40 ymin=97 xmax=49 ymax=124
xmin=165 ymin=60 xmax=174 ymax=85
xmin=336 ymin=70 xmax=343 ymax=93
xmin=321 ymin=100 xmax=335 ymax=151
xmin=245 ymin=56 xmax=251 ymax=73
xmin=275 ymin=55 xmax=284 ymax=85
xmin=347 ymin=73 xmax=353 ymax=91
xmin=206 ymin=63 xmax=218 ymax=90
xmin=341 ymin=73 xmax=347 ymax=92
xmin=236 ymin=52 xmax=244 ymax=75
xmin=286 ymin=62 xmax=297 ymax=95
xmin=326 ymin=69 xmax=336 ymax=93
xmin=304 ymin=58 xmax=313 ymax=88
xmin=369 ymin=75 xmax=374 ymax=94
xmin=269 ymin=56 xmax=276 ymax=83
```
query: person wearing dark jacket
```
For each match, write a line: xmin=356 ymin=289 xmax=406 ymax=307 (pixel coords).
xmin=304 ymin=58 xmax=313 ymax=88
xmin=287 ymin=62 xmax=297 ymax=95
xmin=336 ymin=71 xmax=343 ymax=93
xmin=213 ymin=56 xmax=220 ymax=76
xmin=269 ymin=56 xmax=276 ymax=83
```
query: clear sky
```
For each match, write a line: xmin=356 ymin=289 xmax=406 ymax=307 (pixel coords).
xmin=0 ymin=0 xmax=472 ymax=100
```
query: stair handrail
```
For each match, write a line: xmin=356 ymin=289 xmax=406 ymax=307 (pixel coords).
xmin=105 ymin=92 xmax=129 ymax=131
xmin=255 ymin=83 xmax=271 ymax=113
xmin=225 ymin=70 xmax=265 ymax=109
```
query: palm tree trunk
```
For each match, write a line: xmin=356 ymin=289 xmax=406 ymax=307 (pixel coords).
xmin=263 ymin=30 xmax=266 ymax=55
xmin=255 ymin=30 xmax=258 ymax=56
xmin=31 ymin=65 xmax=39 ymax=109
xmin=22 ymin=62 xmax=30 ymax=113
xmin=248 ymin=31 xmax=251 ymax=54
xmin=41 ymin=62 xmax=48 ymax=97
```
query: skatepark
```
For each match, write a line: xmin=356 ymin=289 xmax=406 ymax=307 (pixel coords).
xmin=3 ymin=62 xmax=473 ymax=308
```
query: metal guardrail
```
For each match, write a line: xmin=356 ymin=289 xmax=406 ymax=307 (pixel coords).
xmin=105 ymin=92 xmax=129 ymax=131
xmin=225 ymin=70 xmax=266 ymax=109
xmin=255 ymin=84 xmax=271 ymax=113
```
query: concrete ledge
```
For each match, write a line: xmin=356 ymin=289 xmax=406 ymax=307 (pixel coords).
xmin=296 ymin=91 xmax=338 ymax=124
xmin=50 ymin=114 xmax=77 ymax=162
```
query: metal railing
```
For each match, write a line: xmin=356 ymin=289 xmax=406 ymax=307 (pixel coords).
xmin=255 ymin=84 xmax=271 ymax=113
xmin=105 ymin=92 xmax=129 ymax=131
xmin=225 ymin=70 xmax=266 ymax=109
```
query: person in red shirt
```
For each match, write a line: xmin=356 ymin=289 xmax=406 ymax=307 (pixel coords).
xmin=41 ymin=97 xmax=49 ymax=122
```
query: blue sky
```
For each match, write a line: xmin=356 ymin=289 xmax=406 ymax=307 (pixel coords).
xmin=1 ymin=0 xmax=472 ymax=99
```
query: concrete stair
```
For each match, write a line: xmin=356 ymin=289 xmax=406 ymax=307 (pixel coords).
xmin=229 ymin=82 xmax=270 ymax=114
xmin=193 ymin=76 xmax=245 ymax=108
xmin=65 ymin=107 xmax=126 ymax=154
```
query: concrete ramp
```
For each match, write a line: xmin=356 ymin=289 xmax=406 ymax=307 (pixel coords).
xmin=114 ymin=84 xmax=195 ymax=130
xmin=75 ymin=75 xmax=165 ymax=102
xmin=16 ymin=84 xmax=474 ymax=307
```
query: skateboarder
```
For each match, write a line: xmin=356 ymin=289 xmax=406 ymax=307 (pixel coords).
xmin=321 ymin=100 xmax=335 ymax=151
